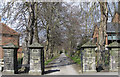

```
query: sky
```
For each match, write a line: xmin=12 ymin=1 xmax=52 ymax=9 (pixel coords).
xmin=0 ymin=0 xmax=119 ymax=2
xmin=0 ymin=1 xmax=118 ymax=29
xmin=0 ymin=1 xmax=118 ymax=46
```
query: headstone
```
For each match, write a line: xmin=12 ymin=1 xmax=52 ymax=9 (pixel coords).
xmin=28 ymin=42 xmax=44 ymax=75
xmin=2 ymin=43 xmax=18 ymax=74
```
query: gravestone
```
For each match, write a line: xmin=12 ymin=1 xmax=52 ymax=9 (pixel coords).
xmin=2 ymin=43 xmax=18 ymax=74
xmin=28 ymin=42 xmax=44 ymax=75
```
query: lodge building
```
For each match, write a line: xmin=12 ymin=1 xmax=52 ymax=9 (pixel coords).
xmin=0 ymin=23 xmax=19 ymax=59
xmin=81 ymin=12 xmax=120 ymax=72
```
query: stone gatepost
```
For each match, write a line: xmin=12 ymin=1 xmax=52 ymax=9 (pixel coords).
xmin=2 ymin=43 xmax=18 ymax=74
xmin=28 ymin=42 xmax=44 ymax=75
xmin=82 ymin=48 xmax=96 ymax=72
xmin=107 ymin=42 xmax=120 ymax=72
xmin=81 ymin=40 xmax=96 ymax=72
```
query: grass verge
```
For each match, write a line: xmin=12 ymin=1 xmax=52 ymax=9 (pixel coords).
xmin=66 ymin=54 xmax=81 ymax=65
xmin=45 ymin=55 xmax=59 ymax=65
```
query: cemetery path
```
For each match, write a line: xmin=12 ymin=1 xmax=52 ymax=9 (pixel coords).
xmin=45 ymin=53 xmax=81 ymax=75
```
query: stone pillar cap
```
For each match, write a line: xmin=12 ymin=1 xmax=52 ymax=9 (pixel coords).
xmin=2 ymin=43 xmax=18 ymax=49
xmin=28 ymin=42 xmax=43 ymax=49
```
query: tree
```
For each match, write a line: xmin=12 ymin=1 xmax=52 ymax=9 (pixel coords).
xmin=97 ymin=1 xmax=108 ymax=70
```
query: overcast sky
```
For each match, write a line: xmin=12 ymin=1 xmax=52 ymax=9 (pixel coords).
xmin=0 ymin=1 xmax=118 ymax=29
xmin=0 ymin=0 xmax=119 ymax=2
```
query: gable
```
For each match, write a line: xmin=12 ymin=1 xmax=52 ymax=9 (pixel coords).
xmin=92 ymin=25 xmax=99 ymax=38
xmin=112 ymin=12 xmax=120 ymax=24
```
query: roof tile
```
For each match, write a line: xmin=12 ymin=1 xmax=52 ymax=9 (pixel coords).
xmin=0 ymin=23 xmax=19 ymax=35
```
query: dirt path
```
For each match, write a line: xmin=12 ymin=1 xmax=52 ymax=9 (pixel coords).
xmin=44 ymin=53 xmax=81 ymax=75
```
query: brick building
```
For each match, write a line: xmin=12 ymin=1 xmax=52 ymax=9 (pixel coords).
xmin=92 ymin=12 xmax=120 ymax=45
xmin=81 ymin=12 xmax=120 ymax=72
xmin=0 ymin=23 xmax=19 ymax=59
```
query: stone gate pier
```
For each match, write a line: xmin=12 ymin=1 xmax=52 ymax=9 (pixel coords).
xmin=2 ymin=43 xmax=18 ymax=74
xmin=28 ymin=42 xmax=44 ymax=75
xmin=107 ymin=42 xmax=120 ymax=72
xmin=81 ymin=40 xmax=97 ymax=72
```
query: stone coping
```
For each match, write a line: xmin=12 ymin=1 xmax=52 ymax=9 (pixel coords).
xmin=2 ymin=43 xmax=18 ymax=49
xmin=81 ymin=41 xmax=120 ymax=48
xmin=81 ymin=40 xmax=97 ymax=48
xmin=28 ymin=42 xmax=43 ymax=49
xmin=107 ymin=42 xmax=120 ymax=48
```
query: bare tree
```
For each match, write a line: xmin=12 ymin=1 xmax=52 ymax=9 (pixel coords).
xmin=97 ymin=1 xmax=108 ymax=70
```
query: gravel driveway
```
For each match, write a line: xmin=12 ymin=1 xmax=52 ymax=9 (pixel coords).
xmin=44 ymin=53 xmax=118 ymax=75
xmin=45 ymin=53 xmax=80 ymax=75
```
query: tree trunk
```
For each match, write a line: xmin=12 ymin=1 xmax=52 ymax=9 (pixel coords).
xmin=97 ymin=1 xmax=108 ymax=71
xmin=34 ymin=2 xmax=39 ymax=43
xmin=22 ymin=2 xmax=36 ymax=72
xmin=45 ymin=24 xmax=50 ymax=60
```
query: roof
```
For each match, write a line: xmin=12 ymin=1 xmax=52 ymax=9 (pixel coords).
xmin=0 ymin=23 xmax=19 ymax=35
xmin=95 ymin=22 xmax=120 ymax=33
